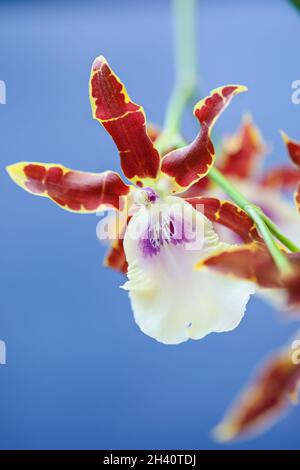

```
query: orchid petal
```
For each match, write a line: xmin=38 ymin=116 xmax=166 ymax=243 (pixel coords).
xmin=6 ymin=162 xmax=129 ymax=213
xmin=199 ymin=243 xmax=300 ymax=307
xmin=281 ymin=130 xmax=300 ymax=169
xmin=161 ymin=85 xmax=247 ymax=191
xmin=219 ymin=115 xmax=267 ymax=179
xmin=178 ymin=176 xmax=211 ymax=198
xmin=90 ymin=56 xmax=160 ymax=184
xmin=209 ymin=179 xmax=300 ymax=246
xmin=103 ymin=214 xmax=131 ymax=274
xmin=261 ymin=166 xmax=300 ymax=190
xmin=214 ymin=338 xmax=300 ymax=441
xmin=295 ymin=183 xmax=300 ymax=211
xmin=105 ymin=237 xmax=128 ymax=274
xmin=186 ymin=196 xmax=262 ymax=243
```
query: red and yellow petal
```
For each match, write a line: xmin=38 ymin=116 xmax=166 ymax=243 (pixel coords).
xmin=214 ymin=341 xmax=300 ymax=441
xmin=295 ymin=183 xmax=300 ymax=211
xmin=90 ymin=56 xmax=160 ymax=184
xmin=261 ymin=166 xmax=300 ymax=190
xmin=198 ymin=243 xmax=300 ymax=306
xmin=178 ymin=176 xmax=211 ymax=198
xmin=103 ymin=215 xmax=131 ymax=274
xmin=104 ymin=237 xmax=128 ymax=274
xmin=281 ymin=130 xmax=300 ymax=169
xmin=6 ymin=162 xmax=130 ymax=213
xmin=161 ymin=85 xmax=247 ymax=191
xmin=186 ymin=197 xmax=262 ymax=243
xmin=219 ymin=115 xmax=267 ymax=179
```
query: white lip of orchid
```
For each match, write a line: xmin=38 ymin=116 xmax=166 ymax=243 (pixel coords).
xmin=122 ymin=196 xmax=255 ymax=344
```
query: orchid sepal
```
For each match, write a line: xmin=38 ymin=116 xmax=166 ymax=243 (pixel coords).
xmin=6 ymin=162 xmax=130 ymax=213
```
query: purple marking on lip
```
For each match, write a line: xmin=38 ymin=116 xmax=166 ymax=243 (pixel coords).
xmin=139 ymin=213 xmax=194 ymax=258
xmin=144 ymin=187 xmax=158 ymax=203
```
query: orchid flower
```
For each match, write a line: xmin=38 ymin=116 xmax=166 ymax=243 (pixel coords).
xmin=6 ymin=56 xmax=256 ymax=344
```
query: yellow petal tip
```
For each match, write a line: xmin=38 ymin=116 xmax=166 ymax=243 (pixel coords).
xmin=212 ymin=422 xmax=238 ymax=443
xmin=279 ymin=129 xmax=289 ymax=143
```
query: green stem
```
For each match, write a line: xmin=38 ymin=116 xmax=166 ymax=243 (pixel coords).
xmin=258 ymin=212 xmax=300 ymax=253
xmin=209 ymin=167 xmax=293 ymax=271
xmin=208 ymin=166 xmax=250 ymax=210
xmin=156 ymin=0 xmax=198 ymax=154
xmin=160 ymin=0 xmax=298 ymax=271
xmin=245 ymin=206 xmax=291 ymax=272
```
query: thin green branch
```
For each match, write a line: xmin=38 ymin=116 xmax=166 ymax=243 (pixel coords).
xmin=156 ymin=0 xmax=198 ymax=154
xmin=258 ymin=211 xmax=300 ymax=253
xmin=209 ymin=167 xmax=295 ymax=271
xmin=242 ymin=206 xmax=291 ymax=272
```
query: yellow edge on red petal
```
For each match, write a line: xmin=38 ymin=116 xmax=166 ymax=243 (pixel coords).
xmin=6 ymin=161 xmax=59 ymax=196
xmin=89 ymin=55 xmax=131 ymax=120
xmin=193 ymin=84 xmax=248 ymax=136
xmin=195 ymin=242 xmax=259 ymax=283
xmin=6 ymin=161 xmax=129 ymax=214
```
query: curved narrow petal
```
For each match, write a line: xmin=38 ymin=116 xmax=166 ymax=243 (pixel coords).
xmin=90 ymin=56 xmax=160 ymax=184
xmin=281 ymin=130 xmax=300 ymax=168
xmin=261 ymin=166 xmax=300 ymax=190
xmin=6 ymin=162 xmax=130 ymax=213
xmin=122 ymin=196 xmax=254 ymax=344
xmin=161 ymin=85 xmax=247 ymax=191
xmin=219 ymin=115 xmax=267 ymax=179
xmin=214 ymin=338 xmax=300 ymax=442
xmin=185 ymin=196 xmax=262 ymax=243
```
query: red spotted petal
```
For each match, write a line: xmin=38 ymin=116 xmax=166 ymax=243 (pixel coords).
xmin=90 ymin=56 xmax=160 ymax=184
xmin=161 ymin=85 xmax=247 ymax=190
xmin=186 ymin=197 xmax=262 ymax=243
xmin=281 ymin=131 xmax=300 ymax=169
xmin=214 ymin=340 xmax=300 ymax=441
xmin=6 ymin=162 xmax=130 ymax=213
xmin=199 ymin=243 xmax=300 ymax=305
xmin=261 ymin=166 xmax=300 ymax=190
xmin=219 ymin=115 xmax=266 ymax=179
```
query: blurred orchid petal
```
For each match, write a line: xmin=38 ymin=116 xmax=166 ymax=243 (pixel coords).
xmin=219 ymin=115 xmax=267 ymax=179
xmin=214 ymin=336 xmax=300 ymax=442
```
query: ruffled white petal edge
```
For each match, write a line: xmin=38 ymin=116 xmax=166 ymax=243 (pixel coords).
xmin=122 ymin=196 xmax=255 ymax=344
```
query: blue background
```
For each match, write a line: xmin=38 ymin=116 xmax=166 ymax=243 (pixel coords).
xmin=0 ymin=0 xmax=300 ymax=450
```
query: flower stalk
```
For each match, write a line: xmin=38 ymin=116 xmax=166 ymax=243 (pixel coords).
xmin=156 ymin=0 xmax=197 ymax=154
xmin=159 ymin=0 xmax=300 ymax=272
